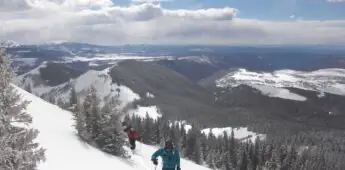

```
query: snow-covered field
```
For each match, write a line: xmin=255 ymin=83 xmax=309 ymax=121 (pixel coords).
xmin=63 ymin=54 xmax=174 ymax=63
xmin=14 ymin=85 xmax=211 ymax=170
xmin=128 ymin=106 xmax=162 ymax=121
xmin=167 ymin=120 xmax=265 ymax=142
xmin=202 ymin=127 xmax=266 ymax=142
xmin=216 ymin=68 xmax=345 ymax=101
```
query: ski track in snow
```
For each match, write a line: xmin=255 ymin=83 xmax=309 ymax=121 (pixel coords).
xmin=13 ymin=85 xmax=211 ymax=170
xmin=216 ymin=68 xmax=345 ymax=101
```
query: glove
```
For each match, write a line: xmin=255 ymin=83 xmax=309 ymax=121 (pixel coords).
xmin=152 ymin=159 xmax=158 ymax=165
xmin=177 ymin=166 xmax=181 ymax=170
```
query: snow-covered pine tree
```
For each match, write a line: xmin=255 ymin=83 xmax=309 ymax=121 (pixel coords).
xmin=205 ymin=149 xmax=216 ymax=169
xmin=142 ymin=112 xmax=154 ymax=144
xmin=69 ymin=86 xmax=78 ymax=110
xmin=153 ymin=117 xmax=161 ymax=145
xmin=0 ymin=49 xmax=45 ymax=170
xmin=185 ymin=124 xmax=203 ymax=164
xmin=97 ymin=113 xmax=130 ymax=159
xmin=97 ymin=94 xmax=129 ymax=158
xmin=179 ymin=125 xmax=188 ymax=157
xmin=82 ymin=86 xmax=102 ymax=142
xmin=72 ymin=101 xmax=87 ymax=140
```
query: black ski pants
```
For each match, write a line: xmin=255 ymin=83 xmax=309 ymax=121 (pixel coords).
xmin=129 ymin=138 xmax=136 ymax=149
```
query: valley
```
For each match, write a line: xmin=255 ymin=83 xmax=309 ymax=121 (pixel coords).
xmin=2 ymin=42 xmax=345 ymax=170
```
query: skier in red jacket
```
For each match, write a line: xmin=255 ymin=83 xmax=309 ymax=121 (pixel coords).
xmin=123 ymin=124 xmax=140 ymax=150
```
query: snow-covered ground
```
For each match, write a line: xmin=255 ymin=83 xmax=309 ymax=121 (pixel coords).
xmin=202 ymin=127 xmax=266 ymax=142
xmin=146 ymin=92 xmax=155 ymax=98
xmin=250 ymin=84 xmax=307 ymax=101
xmin=63 ymin=54 xmax=174 ymax=63
xmin=167 ymin=120 xmax=264 ymax=142
xmin=128 ymin=106 xmax=162 ymax=121
xmin=169 ymin=120 xmax=192 ymax=132
xmin=177 ymin=55 xmax=213 ymax=64
xmin=14 ymin=63 xmax=163 ymax=123
xmin=11 ymin=57 xmax=38 ymax=67
xmin=14 ymin=64 xmax=139 ymax=108
xmin=216 ymin=68 xmax=345 ymax=100
xmin=14 ymin=85 xmax=211 ymax=170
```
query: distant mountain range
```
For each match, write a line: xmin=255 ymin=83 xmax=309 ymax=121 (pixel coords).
xmin=3 ymin=41 xmax=345 ymax=76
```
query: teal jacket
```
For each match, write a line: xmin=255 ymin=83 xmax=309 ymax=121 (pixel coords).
xmin=151 ymin=148 xmax=180 ymax=168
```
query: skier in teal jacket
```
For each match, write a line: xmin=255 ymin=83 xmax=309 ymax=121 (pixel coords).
xmin=151 ymin=140 xmax=181 ymax=170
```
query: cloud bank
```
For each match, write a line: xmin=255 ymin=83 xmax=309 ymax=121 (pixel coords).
xmin=327 ymin=0 xmax=345 ymax=3
xmin=1 ymin=0 xmax=345 ymax=45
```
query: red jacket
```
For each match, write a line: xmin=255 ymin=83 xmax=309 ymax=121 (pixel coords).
xmin=126 ymin=129 xmax=140 ymax=139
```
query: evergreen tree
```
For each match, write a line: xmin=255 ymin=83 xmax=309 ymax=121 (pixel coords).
xmin=252 ymin=136 xmax=260 ymax=170
xmin=0 ymin=50 xmax=45 ymax=170
xmin=239 ymin=150 xmax=248 ymax=170
xmin=72 ymin=101 xmax=86 ymax=139
xmin=142 ymin=113 xmax=154 ymax=144
xmin=82 ymin=86 xmax=102 ymax=142
xmin=97 ymin=113 xmax=130 ymax=158
xmin=152 ymin=117 xmax=161 ymax=145
xmin=69 ymin=86 xmax=78 ymax=109
xmin=24 ymin=83 xmax=32 ymax=93
xmin=229 ymin=128 xmax=237 ymax=168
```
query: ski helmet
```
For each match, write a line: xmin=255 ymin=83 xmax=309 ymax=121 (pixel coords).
xmin=165 ymin=140 xmax=174 ymax=149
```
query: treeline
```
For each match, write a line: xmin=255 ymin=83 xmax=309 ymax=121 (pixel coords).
xmin=127 ymin=114 xmax=343 ymax=170
xmin=25 ymin=78 xmax=345 ymax=169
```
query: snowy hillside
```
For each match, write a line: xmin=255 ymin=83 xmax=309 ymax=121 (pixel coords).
xmin=202 ymin=127 xmax=266 ymax=142
xmin=167 ymin=120 xmax=265 ymax=142
xmin=0 ymin=40 xmax=19 ymax=48
xmin=14 ymin=63 xmax=165 ymax=121
xmin=216 ymin=68 xmax=345 ymax=100
xmin=13 ymin=85 xmax=211 ymax=170
xmin=15 ymin=64 xmax=135 ymax=106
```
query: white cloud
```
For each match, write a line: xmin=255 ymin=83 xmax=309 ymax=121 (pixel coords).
xmin=327 ymin=0 xmax=345 ymax=3
xmin=0 ymin=0 xmax=345 ymax=45
xmin=131 ymin=0 xmax=174 ymax=3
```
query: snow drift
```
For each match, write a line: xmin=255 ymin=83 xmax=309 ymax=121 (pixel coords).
xmin=14 ymin=85 xmax=211 ymax=170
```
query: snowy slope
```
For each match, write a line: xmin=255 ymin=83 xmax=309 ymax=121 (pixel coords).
xmin=128 ymin=106 xmax=162 ymax=121
xmin=14 ymin=64 xmax=139 ymax=107
xmin=14 ymin=85 xmax=211 ymax=170
xmin=216 ymin=68 xmax=345 ymax=100
xmin=202 ymin=127 xmax=266 ymax=142
xmin=14 ymin=62 xmax=52 ymax=94
xmin=14 ymin=64 xmax=162 ymax=121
